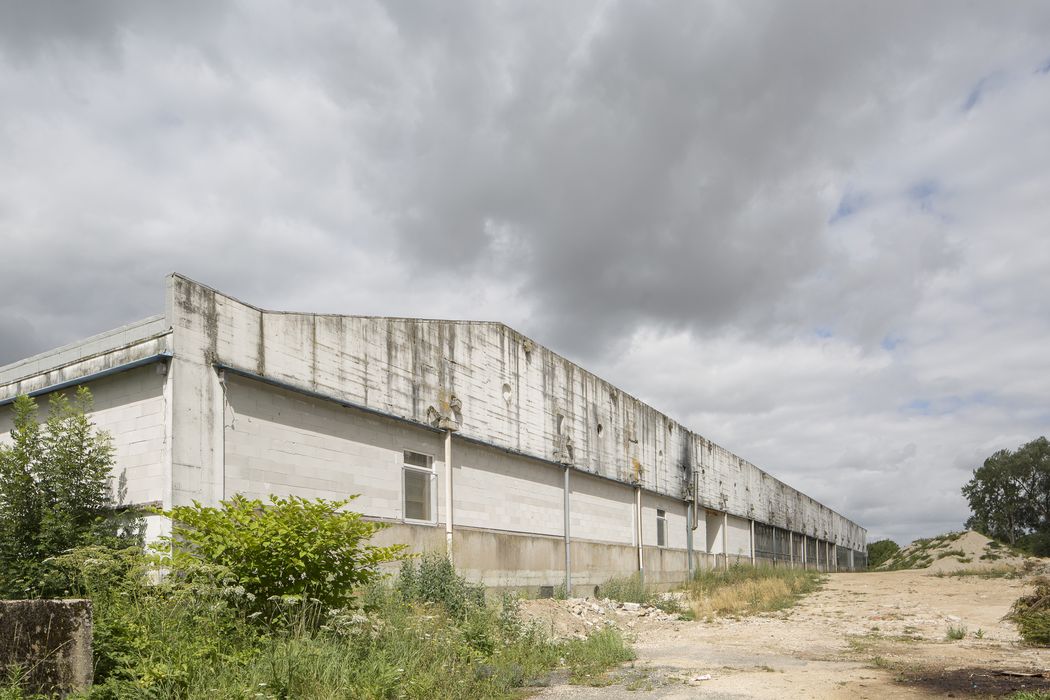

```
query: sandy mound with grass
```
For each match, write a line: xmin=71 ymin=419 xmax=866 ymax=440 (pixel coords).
xmin=879 ymin=530 xmax=1037 ymax=573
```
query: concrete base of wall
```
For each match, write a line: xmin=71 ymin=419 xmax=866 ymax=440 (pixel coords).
xmin=368 ymin=521 xmax=849 ymax=595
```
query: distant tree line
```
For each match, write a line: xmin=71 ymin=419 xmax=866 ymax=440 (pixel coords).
xmin=962 ymin=436 xmax=1050 ymax=555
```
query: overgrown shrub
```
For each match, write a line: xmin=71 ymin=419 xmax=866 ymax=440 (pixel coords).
xmin=159 ymin=494 xmax=408 ymax=613
xmin=0 ymin=389 xmax=143 ymax=598
xmin=396 ymin=552 xmax=485 ymax=619
xmin=1008 ymin=576 xmax=1050 ymax=646
xmin=866 ymin=539 xmax=900 ymax=568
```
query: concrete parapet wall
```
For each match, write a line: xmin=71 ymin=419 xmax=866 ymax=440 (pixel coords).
xmin=0 ymin=599 xmax=92 ymax=696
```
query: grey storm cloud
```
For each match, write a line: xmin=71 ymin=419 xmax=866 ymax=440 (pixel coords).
xmin=1 ymin=0 xmax=1049 ymax=542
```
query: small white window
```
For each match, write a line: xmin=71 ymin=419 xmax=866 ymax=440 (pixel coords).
xmin=402 ymin=450 xmax=435 ymax=523
xmin=656 ymin=509 xmax=667 ymax=547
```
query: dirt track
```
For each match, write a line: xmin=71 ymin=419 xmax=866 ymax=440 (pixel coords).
xmin=535 ymin=570 xmax=1050 ymax=699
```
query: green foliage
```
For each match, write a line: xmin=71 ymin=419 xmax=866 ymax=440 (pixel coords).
xmin=396 ymin=552 xmax=485 ymax=619
xmin=160 ymin=494 xmax=408 ymax=613
xmin=562 ymin=628 xmax=636 ymax=685
xmin=0 ymin=544 xmax=633 ymax=699
xmin=963 ymin=437 xmax=1050 ymax=548
xmin=0 ymin=389 xmax=142 ymax=598
xmin=1008 ymin=576 xmax=1050 ymax=646
xmin=866 ymin=539 xmax=900 ymax=568
xmin=945 ymin=624 xmax=967 ymax=640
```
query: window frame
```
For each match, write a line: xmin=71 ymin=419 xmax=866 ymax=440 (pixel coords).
xmin=656 ymin=508 xmax=667 ymax=548
xmin=402 ymin=449 xmax=437 ymax=525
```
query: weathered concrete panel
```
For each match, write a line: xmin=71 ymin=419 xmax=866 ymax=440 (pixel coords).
xmin=0 ymin=599 xmax=92 ymax=696
xmin=726 ymin=514 xmax=752 ymax=557
xmin=569 ymin=470 xmax=636 ymax=546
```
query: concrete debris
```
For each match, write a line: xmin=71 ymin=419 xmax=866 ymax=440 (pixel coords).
xmin=518 ymin=596 xmax=683 ymax=640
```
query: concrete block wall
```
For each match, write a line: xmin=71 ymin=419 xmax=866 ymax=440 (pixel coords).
xmin=0 ymin=365 xmax=169 ymax=508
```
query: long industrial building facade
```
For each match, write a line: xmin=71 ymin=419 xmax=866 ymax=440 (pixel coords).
xmin=0 ymin=275 xmax=866 ymax=590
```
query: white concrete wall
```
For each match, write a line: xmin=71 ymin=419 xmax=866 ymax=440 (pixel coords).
xmin=569 ymin=471 xmax=636 ymax=545
xmin=704 ymin=510 xmax=724 ymax=554
xmin=641 ymin=492 xmax=687 ymax=550
xmin=454 ymin=440 xmax=564 ymax=537
xmin=0 ymin=365 xmax=169 ymax=507
xmin=726 ymin=514 xmax=752 ymax=557
xmin=223 ymin=375 xmax=446 ymax=524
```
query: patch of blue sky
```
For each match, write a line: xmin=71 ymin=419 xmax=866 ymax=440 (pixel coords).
xmin=828 ymin=188 xmax=868 ymax=225
xmin=962 ymin=81 xmax=985 ymax=111
xmin=906 ymin=399 xmax=932 ymax=415
xmin=908 ymin=178 xmax=939 ymax=212
xmin=902 ymin=392 xmax=992 ymax=416
xmin=880 ymin=335 xmax=903 ymax=351
xmin=962 ymin=70 xmax=1008 ymax=112
xmin=813 ymin=326 xmax=834 ymax=339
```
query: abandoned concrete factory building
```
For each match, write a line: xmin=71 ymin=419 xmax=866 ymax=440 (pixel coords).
xmin=0 ymin=274 xmax=866 ymax=589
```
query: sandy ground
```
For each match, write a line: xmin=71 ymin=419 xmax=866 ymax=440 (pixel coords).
xmin=532 ymin=570 xmax=1050 ymax=699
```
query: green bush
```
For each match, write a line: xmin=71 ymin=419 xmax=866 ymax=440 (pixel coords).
xmin=1008 ymin=576 xmax=1050 ymax=646
xmin=396 ymin=552 xmax=485 ymax=619
xmin=0 ymin=389 xmax=143 ymax=598
xmin=866 ymin=539 xmax=900 ymax=568
xmin=159 ymin=494 xmax=407 ymax=613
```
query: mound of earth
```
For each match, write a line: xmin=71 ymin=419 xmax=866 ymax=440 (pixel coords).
xmin=878 ymin=530 xmax=1036 ymax=573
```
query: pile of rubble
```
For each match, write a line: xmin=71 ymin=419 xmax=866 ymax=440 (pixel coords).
xmin=517 ymin=595 xmax=684 ymax=640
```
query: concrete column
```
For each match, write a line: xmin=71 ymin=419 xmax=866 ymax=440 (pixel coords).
xmin=563 ymin=466 xmax=571 ymax=596
xmin=635 ymin=486 xmax=644 ymax=581
xmin=445 ymin=430 xmax=454 ymax=562
xmin=166 ymin=276 xmax=226 ymax=509
xmin=789 ymin=531 xmax=794 ymax=568
xmin=749 ymin=520 xmax=756 ymax=564
xmin=722 ymin=512 xmax=729 ymax=571
xmin=686 ymin=502 xmax=694 ymax=577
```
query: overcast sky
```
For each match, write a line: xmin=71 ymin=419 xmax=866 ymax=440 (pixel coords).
xmin=2 ymin=1 xmax=1049 ymax=544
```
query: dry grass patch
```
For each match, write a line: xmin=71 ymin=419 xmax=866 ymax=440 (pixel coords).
xmin=686 ymin=565 xmax=822 ymax=619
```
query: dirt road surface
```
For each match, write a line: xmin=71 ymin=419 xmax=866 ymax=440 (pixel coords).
xmin=534 ymin=570 xmax=1050 ymax=698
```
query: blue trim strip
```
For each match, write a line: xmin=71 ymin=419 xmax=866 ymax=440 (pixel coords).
xmin=0 ymin=352 xmax=173 ymax=407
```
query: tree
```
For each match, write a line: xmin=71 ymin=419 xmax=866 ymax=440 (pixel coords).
xmin=866 ymin=539 xmax=900 ymax=568
xmin=963 ymin=437 xmax=1050 ymax=549
xmin=0 ymin=388 xmax=142 ymax=597
xmin=160 ymin=494 xmax=408 ymax=612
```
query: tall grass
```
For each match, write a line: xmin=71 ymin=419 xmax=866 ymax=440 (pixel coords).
xmin=596 ymin=574 xmax=682 ymax=614
xmin=686 ymin=565 xmax=822 ymax=618
xmin=0 ymin=549 xmax=635 ymax=699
